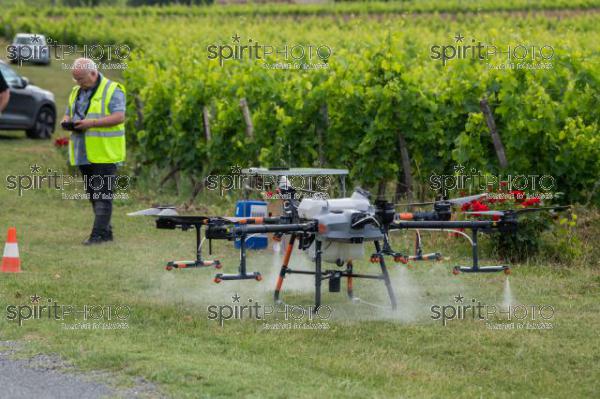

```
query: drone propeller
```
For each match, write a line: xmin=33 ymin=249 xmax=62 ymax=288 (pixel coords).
xmin=127 ymin=206 xmax=178 ymax=216
xmin=396 ymin=193 xmax=487 ymax=207
xmin=464 ymin=205 xmax=570 ymax=217
xmin=513 ymin=205 xmax=571 ymax=214
xmin=463 ymin=210 xmax=505 ymax=217
xmin=396 ymin=200 xmax=436 ymax=206
xmin=446 ymin=193 xmax=488 ymax=206
xmin=127 ymin=209 xmax=272 ymax=225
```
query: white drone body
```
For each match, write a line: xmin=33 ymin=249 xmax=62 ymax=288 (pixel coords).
xmin=298 ymin=189 xmax=383 ymax=264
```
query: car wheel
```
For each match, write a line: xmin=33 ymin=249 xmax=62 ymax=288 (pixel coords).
xmin=26 ymin=106 xmax=55 ymax=139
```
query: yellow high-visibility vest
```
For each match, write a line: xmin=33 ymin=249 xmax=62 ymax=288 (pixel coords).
xmin=67 ymin=77 xmax=126 ymax=165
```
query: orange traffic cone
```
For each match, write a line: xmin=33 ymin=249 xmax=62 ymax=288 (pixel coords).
xmin=1 ymin=227 xmax=21 ymax=273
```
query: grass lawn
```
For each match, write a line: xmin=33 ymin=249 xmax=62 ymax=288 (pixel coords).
xmin=0 ymin=54 xmax=599 ymax=399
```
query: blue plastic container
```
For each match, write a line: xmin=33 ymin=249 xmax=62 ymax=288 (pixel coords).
xmin=234 ymin=200 xmax=269 ymax=250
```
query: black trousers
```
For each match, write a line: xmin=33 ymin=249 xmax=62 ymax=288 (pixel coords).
xmin=79 ymin=163 xmax=117 ymax=238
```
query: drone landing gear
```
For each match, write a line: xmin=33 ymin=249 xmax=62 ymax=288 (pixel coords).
xmin=451 ymin=228 xmax=511 ymax=275
xmin=164 ymin=224 xmax=222 ymax=271
xmin=408 ymin=253 xmax=442 ymax=261
xmin=214 ymin=272 xmax=262 ymax=283
xmin=453 ymin=266 xmax=510 ymax=274
xmin=275 ymin=237 xmax=397 ymax=311
xmin=166 ymin=260 xmax=221 ymax=271
xmin=214 ymin=233 xmax=262 ymax=283
xmin=408 ymin=230 xmax=442 ymax=262
xmin=373 ymin=237 xmax=409 ymax=264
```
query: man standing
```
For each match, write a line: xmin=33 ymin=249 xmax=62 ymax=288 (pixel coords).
xmin=0 ymin=68 xmax=10 ymax=112
xmin=62 ymin=58 xmax=126 ymax=245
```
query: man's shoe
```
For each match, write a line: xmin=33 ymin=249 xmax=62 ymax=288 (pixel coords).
xmin=83 ymin=235 xmax=109 ymax=245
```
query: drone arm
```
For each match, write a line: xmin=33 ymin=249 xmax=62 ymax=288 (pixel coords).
xmin=207 ymin=222 xmax=317 ymax=240
xmin=233 ymin=222 xmax=317 ymax=235
xmin=236 ymin=217 xmax=281 ymax=225
xmin=393 ymin=211 xmax=450 ymax=222
xmin=390 ymin=220 xmax=496 ymax=230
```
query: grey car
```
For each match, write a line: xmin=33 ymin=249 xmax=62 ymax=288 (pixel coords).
xmin=8 ymin=33 xmax=51 ymax=65
xmin=0 ymin=61 xmax=56 ymax=139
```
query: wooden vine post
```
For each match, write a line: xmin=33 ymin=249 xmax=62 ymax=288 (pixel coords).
xmin=203 ymin=105 xmax=211 ymax=141
xmin=316 ymin=104 xmax=328 ymax=167
xmin=396 ymin=131 xmax=414 ymax=203
xmin=239 ymin=98 xmax=254 ymax=138
xmin=187 ymin=104 xmax=212 ymax=207
xmin=239 ymin=98 xmax=254 ymax=198
xmin=134 ymin=94 xmax=144 ymax=131
xmin=480 ymin=97 xmax=508 ymax=169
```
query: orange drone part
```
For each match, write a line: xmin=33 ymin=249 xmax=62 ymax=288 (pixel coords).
xmin=239 ymin=217 xmax=264 ymax=225
xmin=393 ymin=255 xmax=408 ymax=264
xmin=397 ymin=212 xmax=414 ymax=221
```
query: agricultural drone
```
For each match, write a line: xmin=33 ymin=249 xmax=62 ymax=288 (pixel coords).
xmin=130 ymin=168 xmax=569 ymax=310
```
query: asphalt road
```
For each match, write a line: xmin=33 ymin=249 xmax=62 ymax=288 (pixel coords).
xmin=0 ymin=341 xmax=163 ymax=399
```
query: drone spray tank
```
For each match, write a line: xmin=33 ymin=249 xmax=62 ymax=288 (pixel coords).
xmin=298 ymin=188 xmax=383 ymax=264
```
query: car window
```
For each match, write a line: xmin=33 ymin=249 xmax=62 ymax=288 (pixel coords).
xmin=0 ymin=64 xmax=22 ymax=87
xmin=14 ymin=35 xmax=46 ymax=45
xmin=15 ymin=36 xmax=32 ymax=44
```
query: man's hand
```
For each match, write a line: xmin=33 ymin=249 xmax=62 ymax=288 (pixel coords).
xmin=73 ymin=113 xmax=124 ymax=131
xmin=74 ymin=119 xmax=97 ymax=131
